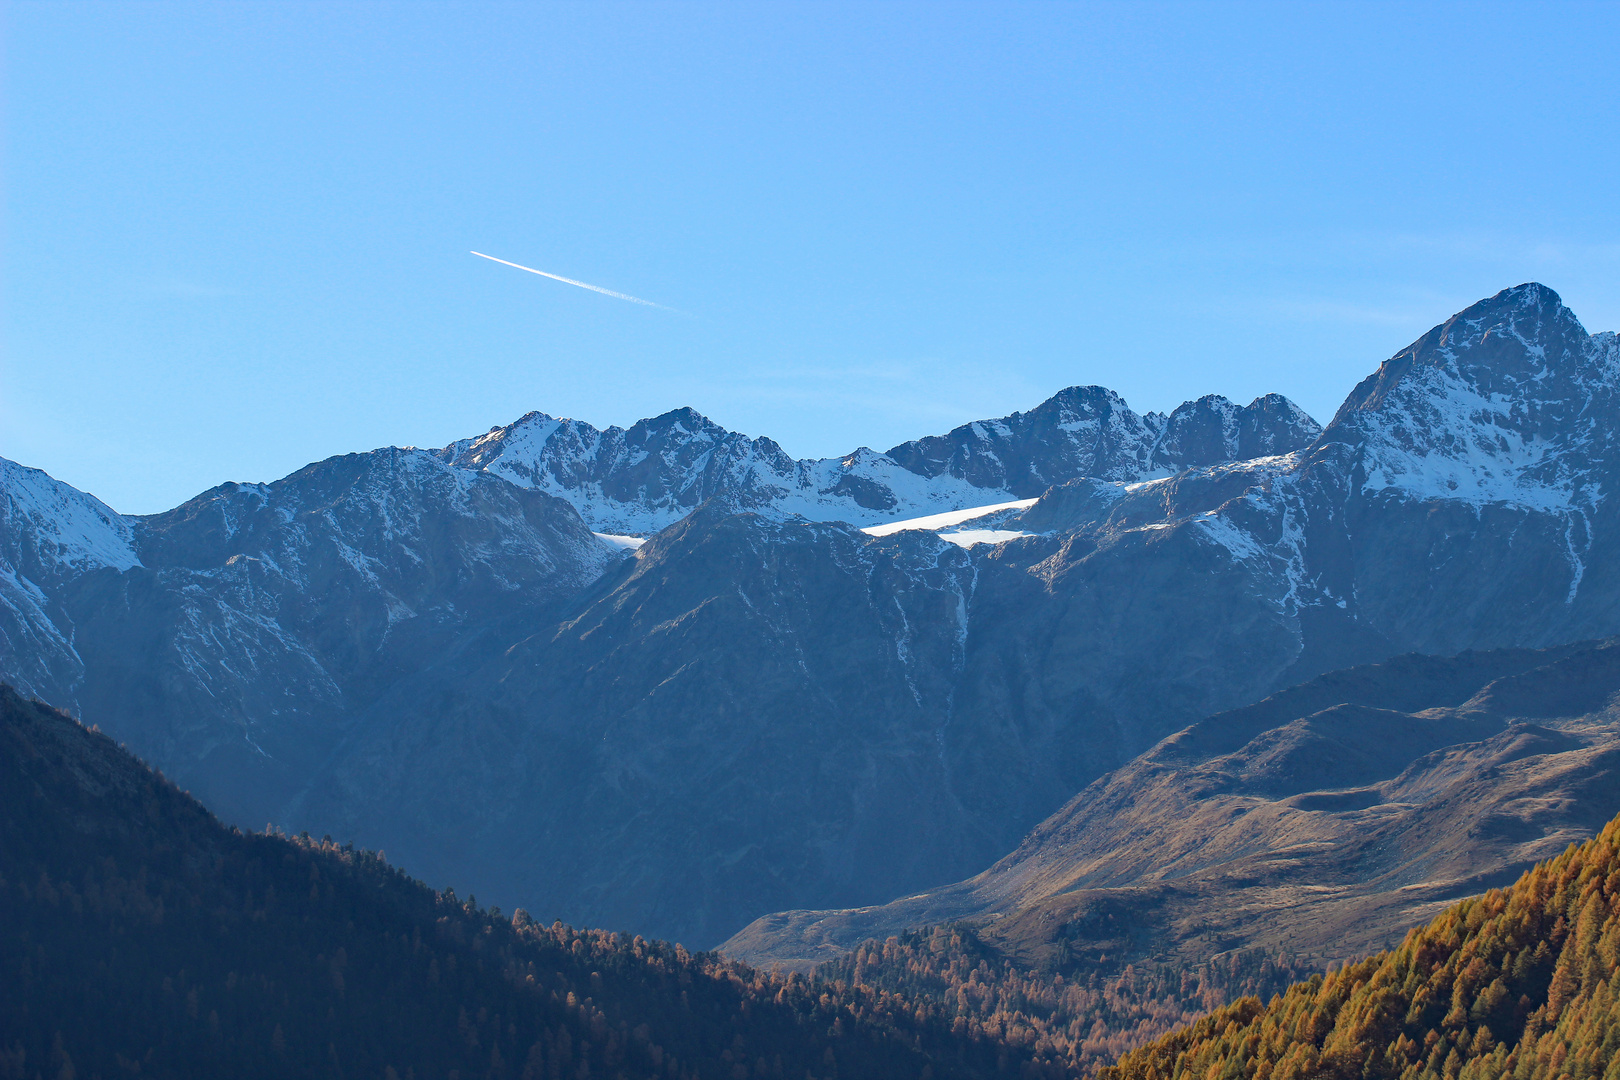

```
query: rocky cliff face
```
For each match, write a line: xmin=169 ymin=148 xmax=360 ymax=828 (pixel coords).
xmin=2 ymin=283 xmax=1615 ymax=953
xmin=1149 ymin=392 xmax=1321 ymax=472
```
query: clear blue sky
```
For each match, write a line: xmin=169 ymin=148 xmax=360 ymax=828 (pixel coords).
xmin=5 ymin=1 xmax=1618 ymax=514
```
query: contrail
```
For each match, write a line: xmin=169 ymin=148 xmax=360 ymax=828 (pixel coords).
xmin=470 ymin=251 xmax=675 ymax=311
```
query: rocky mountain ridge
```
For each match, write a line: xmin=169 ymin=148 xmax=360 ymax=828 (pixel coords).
xmin=716 ymin=282 xmax=1620 ymax=955
xmin=278 ymin=284 xmax=1620 ymax=948
xmin=440 ymin=389 xmax=1320 ymax=535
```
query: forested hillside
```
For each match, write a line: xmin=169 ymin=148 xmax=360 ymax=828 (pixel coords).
xmin=817 ymin=928 xmax=1313 ymax=1075
xmin=1099 ymin=812 xmax=1620 ymax=1080
xmin=0 ymin=686 xmax=1054 ymax=1080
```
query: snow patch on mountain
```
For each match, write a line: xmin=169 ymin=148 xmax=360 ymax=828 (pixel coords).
xmin=1355 ymin=367 xmax=1581 ymax=511
xmin=861 ymin=499 xmax=1038 ymax=538
xmin=1195 ymin=513 xmax=1268 ymax=562
xmin=1333 ymin=283 xmax=1617 ymax=515
xmin=938 ymin=529 xmax=1031 ymax=548
xmin=444 ymin=409 xmax=1025 ymax=535
xmin=0 ymin=457 xmax=140 ymax=574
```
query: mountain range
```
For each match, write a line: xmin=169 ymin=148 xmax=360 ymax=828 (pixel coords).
xmin=441 ymin=389 xmax=1320 ymax=534
xmin=3 ymin=282 xmax=1618 ymax=956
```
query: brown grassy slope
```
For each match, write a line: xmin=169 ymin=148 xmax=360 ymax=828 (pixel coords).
xmin=1099 ymin=812 xmax=1620 ymax=1080
xmin=727 ymin=639 xmax=1620 ymax=977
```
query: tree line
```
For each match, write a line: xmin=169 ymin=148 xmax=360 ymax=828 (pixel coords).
xmin=817 ymin=926 xmax=1313 ymax=1076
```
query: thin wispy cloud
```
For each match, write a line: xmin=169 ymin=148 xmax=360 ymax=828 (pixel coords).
xmin=471 ymin=251 xmax=679 ymax=312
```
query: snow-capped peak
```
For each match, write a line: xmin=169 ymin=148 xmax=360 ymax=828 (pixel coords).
xmin=441 ymin=386 xmax=1323 ymax=535
xmin=0 ymin=457 xmax=140 ymax=575
xmin=1322 ymin=283 xmax=1616 ymax=512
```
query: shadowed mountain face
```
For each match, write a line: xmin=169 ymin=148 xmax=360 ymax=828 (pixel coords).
xmin=721 ymin=639 xmax=1620 ymax=974
xmin=0 ymin=449 xmax=617 ymax=829
xmin=0 ymin=686 xmax=1058 ymax=1080
xmin=4 ymin=283 xmax=1619 ymax=952
xmin=288 ymin=493 xmax=1325 ymax=947
xmin=290 ymin=284 xmax=1620 ymax=949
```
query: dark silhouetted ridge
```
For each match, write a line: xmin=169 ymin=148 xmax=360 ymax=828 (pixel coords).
xmin=0 ymin=685 xmax=1064 ymax=1080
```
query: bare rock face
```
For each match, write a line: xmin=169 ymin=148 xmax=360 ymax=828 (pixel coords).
xmin=1149 ymin=392 xmax=1321 ymax=472
xmin=0 ymin=458 xmax=139 ymax=706
xmin=883 ymin=385 xmax=1166 ymax=495
xmin=881 ymin=388 xmax=1320 ymax=498
xmin=3 ymin=282 xmax=1618 ymax=955
xmin=293 ymin=509 xmax=995 ymax=945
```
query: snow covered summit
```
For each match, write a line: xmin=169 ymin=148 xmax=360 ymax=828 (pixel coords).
xmin=441 ymin=387 xmax=1322 ymax=535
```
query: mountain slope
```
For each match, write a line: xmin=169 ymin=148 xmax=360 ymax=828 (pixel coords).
xmin=994 ymin=283 xmax=1620 ymax=676
xmin=290 ymin=508 xmax=1005 ymax=948
xmin=0 ymin=457 xmax=140 ymax=710
xmin=1099 ymin=805 xmax=1620 ymax=1080
xmin=887 ymin=389 xmax=1319 ymax=494
xmin=723 ymin=637 xmax=1620 ymax=975
xmin=290 ymin=471 xmax=1338 ymax=948
xmin=0 ymin=685 xmax=1060 ymax=1080
xmin=1 ymin=448 xmax=620 ymax=830
xmin=815 ymin=929 xmax=1318 ymax=1077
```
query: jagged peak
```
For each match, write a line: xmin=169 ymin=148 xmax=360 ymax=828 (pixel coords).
xmin=1492 ymin=279 xmax=1565 ymax=310
xmin=1147 ymin=393 xmax=1321 ymax=471
xmin=633 ymin=405 xmax=717 ymax=431
xmin=1437 ymin=281 xmax=1585 ymax=354
xmin=1305 ymin=284 xmax=1618 ymax=512
xmin=1166 ymin=393 xmax=1239 ymax=417
xmin=1327 ymin=283 xmax=1597 ymax=433
xmin=1246 ymin=392 xmax=1316 ymax=418
xmin=885 ymin=384 xmax=1145 ymax=458
xmin=1039 ymin=384 xmax=1136 ymax=414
